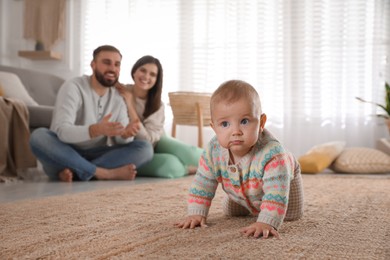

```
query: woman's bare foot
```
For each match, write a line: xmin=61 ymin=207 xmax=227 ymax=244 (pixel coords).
xmin=94 ymin=164 xmax=137 ymax=180
xmin=187 ymin=165 xmax=198 ymax=175
xmin=59 ymin=168 xmax=73 ymax=182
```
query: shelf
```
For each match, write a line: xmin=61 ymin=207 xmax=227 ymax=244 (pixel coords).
xmin=18 ymin=50 xmax=62 ymax=60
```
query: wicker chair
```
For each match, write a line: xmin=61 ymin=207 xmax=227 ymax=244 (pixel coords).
xmin=168 ymin=91 xmax=212 ymax=148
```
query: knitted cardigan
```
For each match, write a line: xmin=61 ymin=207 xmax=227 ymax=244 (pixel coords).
xmin=187 ymin=129 xmax=299 ymax=229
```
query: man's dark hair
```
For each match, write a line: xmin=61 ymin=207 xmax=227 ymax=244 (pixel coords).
xmin=92 ymin=45 xmax=122 ymax=60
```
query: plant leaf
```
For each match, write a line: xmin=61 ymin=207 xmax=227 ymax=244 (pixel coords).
xmin=356 ymin=82 xmax=390 ymax=117
xmin=355 ymin=96 xmax=388 ymax=112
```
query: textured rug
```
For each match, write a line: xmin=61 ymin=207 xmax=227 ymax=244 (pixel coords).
xmin=1 ymin=174 xmax=389 ymax=259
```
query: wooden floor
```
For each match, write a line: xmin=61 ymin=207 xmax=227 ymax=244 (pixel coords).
xmin=0 ymin=167 xmax=168 ymax=203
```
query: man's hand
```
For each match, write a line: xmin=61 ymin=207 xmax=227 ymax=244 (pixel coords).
xmin=174 ymin=215 xmax=208 ymax=229
xmin=89 ymin=113 xmax=125 ymax=138
xmin=240 ymin=222 xmax=280 ymax=239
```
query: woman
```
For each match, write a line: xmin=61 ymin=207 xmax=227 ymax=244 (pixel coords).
xmin=116 ymin=55 xmax=202 ymax=178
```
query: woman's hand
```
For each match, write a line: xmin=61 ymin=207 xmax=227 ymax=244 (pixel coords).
xmin=240 ymin=222 xmax=280 ymax=239
xmin=121 ymin=119 xmax=141 ymax=139
xmin=116 ymin=82 xmax=134 ymax=104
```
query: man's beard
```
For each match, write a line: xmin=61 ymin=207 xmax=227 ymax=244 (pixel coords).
xmin=94 ymin=69 xmax=118 ymax=87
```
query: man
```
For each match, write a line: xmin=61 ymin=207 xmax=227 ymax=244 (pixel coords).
xmin=30 ymin=45 xmax=153 ymax=182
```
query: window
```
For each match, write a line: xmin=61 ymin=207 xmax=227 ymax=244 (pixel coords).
xmin=81 ymin=0 xmax=390 ymax=155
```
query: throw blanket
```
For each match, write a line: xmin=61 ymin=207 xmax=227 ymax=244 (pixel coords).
xmin=0 ymin=97 xmax=36 ymax=181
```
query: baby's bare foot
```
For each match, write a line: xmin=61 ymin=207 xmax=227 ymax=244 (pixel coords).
xmin=59 ymin=168 xmax=73 ymax=182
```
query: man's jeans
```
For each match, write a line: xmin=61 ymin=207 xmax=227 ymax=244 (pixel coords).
xmin=29 ymin=128 xmax=154 ymax=181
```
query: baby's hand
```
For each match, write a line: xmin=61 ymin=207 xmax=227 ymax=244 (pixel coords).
xmin=174 ymin=215 xmax=208 ymax=229
xmin=240 ymin=222 xmax=280 ymax=239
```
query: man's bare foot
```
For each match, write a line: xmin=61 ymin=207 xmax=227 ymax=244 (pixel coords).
xmin=94 ymin=164 xmax=137 ymax=180
xmin=59 ymin=168 xmax=73 ymax=182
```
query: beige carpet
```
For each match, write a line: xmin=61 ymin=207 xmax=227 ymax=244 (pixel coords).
xmin=1 ymin=174 xmax=389 ymax=259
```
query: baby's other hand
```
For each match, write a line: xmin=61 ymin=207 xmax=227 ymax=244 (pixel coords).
xmin=240 ymin=222 xmax=280 ymax=239
xmin=174 ymin=215 xmax=207 ymax=229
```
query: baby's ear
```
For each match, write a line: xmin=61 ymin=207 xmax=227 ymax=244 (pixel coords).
xmin=260 ymin=113 xmax=267 ymax=131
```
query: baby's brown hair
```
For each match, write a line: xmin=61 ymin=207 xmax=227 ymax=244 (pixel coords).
xmin=210 ymin=80 xmax=262 ymax=118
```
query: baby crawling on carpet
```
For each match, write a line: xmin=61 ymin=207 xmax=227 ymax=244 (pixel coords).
xmin=174 ymin=79 xmax=304 ymax=239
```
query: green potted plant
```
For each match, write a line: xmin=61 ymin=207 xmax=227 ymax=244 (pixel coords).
xmin=356 ymin=82 xmax=390 ymax=132
xmin=356 ymin=82 xmax=390 ymax=119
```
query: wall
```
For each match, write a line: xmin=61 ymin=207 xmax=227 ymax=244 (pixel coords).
xmin=0 ymin=0 xmax=81 ymax=80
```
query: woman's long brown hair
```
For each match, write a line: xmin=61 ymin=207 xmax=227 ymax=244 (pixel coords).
xmin=131 ymin=55 xmax=163 ymax=118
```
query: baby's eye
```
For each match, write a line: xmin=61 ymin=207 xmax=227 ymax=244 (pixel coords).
xmin=241 ymin=118 xmax=249 ymax=125
xmin=221 ymin=121 xmax=230 ymax=128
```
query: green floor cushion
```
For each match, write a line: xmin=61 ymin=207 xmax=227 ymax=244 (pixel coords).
xmin=137 ymin=153 xmax=187 ymax=178
xmin=155 ymin=135 xmax=203 ymax=168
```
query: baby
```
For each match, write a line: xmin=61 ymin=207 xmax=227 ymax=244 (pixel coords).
xmin=175 ymin=79 xmax=304 ymax=239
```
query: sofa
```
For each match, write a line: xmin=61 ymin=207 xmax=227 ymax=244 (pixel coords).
xmin=0 ymin=65 xmax=65 ymax=130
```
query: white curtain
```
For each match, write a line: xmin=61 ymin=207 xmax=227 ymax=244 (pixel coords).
xmin=81 ymin=0 xmax=390 ymax=156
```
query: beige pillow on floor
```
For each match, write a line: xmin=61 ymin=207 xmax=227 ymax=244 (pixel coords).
xmin=331 ymin=147 xmax=390 ymax=173
xmin=298 ymin=141 xmax=346 ymax=174
xmin=0 ymin=71 xmax=38 ymax=106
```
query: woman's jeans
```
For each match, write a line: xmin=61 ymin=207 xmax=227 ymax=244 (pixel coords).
xmin=29 ymin=128 xmax=154 ymax=181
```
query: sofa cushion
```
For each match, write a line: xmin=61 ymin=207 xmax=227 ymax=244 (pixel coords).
xmin=298 ymin=141 xmax=346 ymax=173
xmin=331 ymin=147 xmax=390 ymax=174
xmin=28 ymin=105 xmax=54 ymax=129
xmin=0 ymin=71 xmax=38 ymax=106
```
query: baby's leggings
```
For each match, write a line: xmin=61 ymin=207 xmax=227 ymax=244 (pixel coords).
xmin=222 ymin=171 xmax=304 ymax=221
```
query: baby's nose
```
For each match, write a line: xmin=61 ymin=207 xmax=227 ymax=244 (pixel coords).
xmin=232 ymin=125 xmax=243 ymax=135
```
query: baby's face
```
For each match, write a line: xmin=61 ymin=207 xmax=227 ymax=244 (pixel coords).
xmin=211 ymin=98 xmax=261 ymax=161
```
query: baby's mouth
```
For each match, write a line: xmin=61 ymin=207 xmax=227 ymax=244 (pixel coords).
xmin=229 ymin=140 xmax=243 ymax=147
